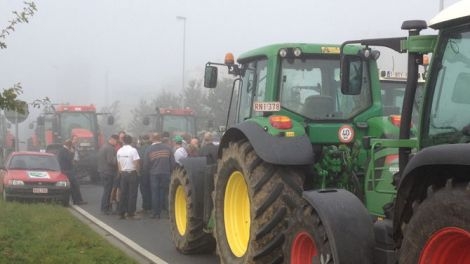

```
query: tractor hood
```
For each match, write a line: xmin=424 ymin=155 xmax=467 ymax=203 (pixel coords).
xmin=71 ymin=128 xmax=94 ymax=139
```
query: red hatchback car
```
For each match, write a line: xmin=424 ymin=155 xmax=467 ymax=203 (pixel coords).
xmin=1 ymin=151 xmax=70 ymax=206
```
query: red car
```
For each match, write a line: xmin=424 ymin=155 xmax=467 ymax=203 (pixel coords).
xmin=1 ymin=151 xmax=70 ymax=206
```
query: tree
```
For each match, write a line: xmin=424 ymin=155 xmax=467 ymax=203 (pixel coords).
xmin=1 ymin=2 xmax=40 ymax=112
xmin=153 ymin=89 xmax=181 ymax=108
xmin=127 ymin=99 xmax=155 ymax=136
xmin=98 ymin=101 xmax=124 ymax=138
xmin=203 ymin=77 xmax=237 ymax=129
xmin=182 ymin=79 xmax=206 ymax=114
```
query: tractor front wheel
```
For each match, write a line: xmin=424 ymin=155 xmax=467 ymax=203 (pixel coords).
xmin=399 ymin=182 xmax=470 ymax=264
xmin=213 ymin=140 xmax=304 ymax=263
xmin=284 ymin=203 xmax=334 ymax=264
xmin=169 ymin=167 xmax=215 ymax=254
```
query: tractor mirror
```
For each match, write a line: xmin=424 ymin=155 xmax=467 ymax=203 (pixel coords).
xmin=452 ymin=72 xmax=470 ymax=104
xmin=341 ymin=54 xmax=363 ymax=95
xmin=143 ymin=116 xmax=150 ymax=126
xmin=204 ymin=65 xmax=218 ymax=88
xmin=37 ymin=116 xmax=45 ymax=126
xmin=107 ymin=115 xmax=114 ymax=125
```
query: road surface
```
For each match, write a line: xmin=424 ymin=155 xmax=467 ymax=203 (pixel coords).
xmin=75 ymin=183 xmax=219 ymax=264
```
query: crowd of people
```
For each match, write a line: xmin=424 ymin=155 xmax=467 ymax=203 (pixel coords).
xmin=88 ymin=130 xmax=220 ymax=220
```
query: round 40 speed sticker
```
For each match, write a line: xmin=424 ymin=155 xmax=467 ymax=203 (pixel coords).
xmin=338 ymin=125 xmax=355 ymax=143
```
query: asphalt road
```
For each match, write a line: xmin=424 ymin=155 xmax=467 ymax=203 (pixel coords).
xmin=75 ymin=183 xmax=220 ymax=264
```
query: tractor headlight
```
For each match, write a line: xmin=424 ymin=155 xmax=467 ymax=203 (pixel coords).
xmin=293 ymin=47 xmax=302 ymax=57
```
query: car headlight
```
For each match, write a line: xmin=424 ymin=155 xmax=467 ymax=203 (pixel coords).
xmin=56 ymin=181 xmax=69 ymax=188
xmin=8 ymin=179 xmax=24 ymax=185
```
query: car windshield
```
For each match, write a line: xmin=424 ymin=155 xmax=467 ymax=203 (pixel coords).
xmin=8 ymin=155 xmax=61 ymax=171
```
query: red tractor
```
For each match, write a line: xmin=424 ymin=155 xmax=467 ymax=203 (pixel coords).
xmin=143 ymin=107 xmax=197 ymax=137
xmin=29 ymin=104 xmax=114 ymax=182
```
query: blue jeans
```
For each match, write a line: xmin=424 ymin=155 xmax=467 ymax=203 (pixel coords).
xmin=150 ymin=173 xmax=170 ymax=217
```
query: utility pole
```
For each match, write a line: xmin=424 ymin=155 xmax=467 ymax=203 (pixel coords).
xmin=176 ymin=16 xmax=187 ymax=92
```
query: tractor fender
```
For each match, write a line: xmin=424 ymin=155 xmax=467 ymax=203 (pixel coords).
xmin=180 ymin=157 xmax=209 ymax=218
xmin=393 ymin=143 xmax=470 ymax=243
xmin=302 ymin=189 xmax=375 ymax=263
xmin=219 ymin=121 xmax=314 ymax=165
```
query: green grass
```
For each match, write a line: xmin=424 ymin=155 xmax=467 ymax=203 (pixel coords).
xmin=0 ymin=200 xmax=138 ymax=264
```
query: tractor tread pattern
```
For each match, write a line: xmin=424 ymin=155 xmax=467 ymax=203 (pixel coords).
xmin=214 ymin=140 xmax=304 ymax=264
xmin=169 ymin=167 xmax=215 ymax=254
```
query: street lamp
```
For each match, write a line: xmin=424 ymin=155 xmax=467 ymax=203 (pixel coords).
xmin=176 ymin=16 xmax=186 ymax=91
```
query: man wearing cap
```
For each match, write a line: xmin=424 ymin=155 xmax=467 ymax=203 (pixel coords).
xmin=173 ymin=135 xmax=188 ymax=166
xmin=97 ymin=134 xmax=119 ymax=214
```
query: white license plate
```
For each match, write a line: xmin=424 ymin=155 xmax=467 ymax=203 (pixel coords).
xmin=253 ymin=101 xmax=281 ymax=112
xmin=33 ymin=187 xmax=48 ymax=194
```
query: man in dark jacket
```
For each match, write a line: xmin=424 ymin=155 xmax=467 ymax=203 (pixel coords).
xmin=97 ymin=134 xmax=119 ymax=214
xmin=143 ymin=132 xmax=175 ymax=219
xmin=57 ymin=139 xmax=86 ymax=205
xmin=199 ymin=132 xmax=219 ymax=165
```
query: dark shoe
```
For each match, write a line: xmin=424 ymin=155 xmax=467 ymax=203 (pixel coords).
xmin=127 ymin=214 xmax=141 ymax=220
xmin=149 ymin=214 xmax=160 ymax=219
xmin=101 ymin=210 xmax=111 ymax=215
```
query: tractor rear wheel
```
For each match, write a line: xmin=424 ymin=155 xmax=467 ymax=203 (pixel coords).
xmin=169 ymin=167 xmax=215 ymax=254
xmin=399 ymin=183 xmax=470 ymax=264
xmin=214 ymin=140 xmax=304 ymax=263
xmin=283 ymin=204 xmax=333 ymax=264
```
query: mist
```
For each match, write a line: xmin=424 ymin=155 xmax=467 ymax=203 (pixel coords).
xmin=0 ymin=0 xmax=459 ymax=147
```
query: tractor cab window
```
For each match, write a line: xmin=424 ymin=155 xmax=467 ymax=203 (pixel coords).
xmin=59 ymin=112 xmax=97 ymax=140
xmin=423 ymin=27 xmax=470 ymax=146
xmin=280 ymin=57 xmax=371 ymax=120
xmin=161 ymin=115 xmax=196 ymax=137
xmin=237 ymin=59 xmax=268 ymax=123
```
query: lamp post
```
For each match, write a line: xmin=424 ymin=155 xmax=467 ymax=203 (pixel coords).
xmin=176 ymin=16 xmax=186 ymax=91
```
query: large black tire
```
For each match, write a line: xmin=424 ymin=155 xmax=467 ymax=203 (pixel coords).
xmin=283 ymin=203 xmax=334 ymax=264
xmin=214 ymin=140 xmax=304 ymax=263
xmin=169 ymin=167 xmax=216 ymax=254
xmin=399 ymin=182 xmax=470 ymax=264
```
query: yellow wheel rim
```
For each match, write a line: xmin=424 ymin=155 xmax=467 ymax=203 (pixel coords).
xmin=175 ymin=185 xmax=187 ymax=236
xmin=224 ymin=170 xmax=250 ymax=257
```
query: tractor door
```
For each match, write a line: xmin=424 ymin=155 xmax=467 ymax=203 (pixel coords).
xmin=235 ymin=59 xmax=268 ymax=124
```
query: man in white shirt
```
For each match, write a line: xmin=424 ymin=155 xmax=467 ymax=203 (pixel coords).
xmin=116 ymin=134 xmax=140 ymax=220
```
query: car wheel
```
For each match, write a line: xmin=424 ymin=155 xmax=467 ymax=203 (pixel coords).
xmin=62 ymin=193 xmax=70 ymax=207
xmin=2 ymin=188 xmax=11 ymax=202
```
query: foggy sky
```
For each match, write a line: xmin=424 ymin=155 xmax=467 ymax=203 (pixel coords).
xmin=0 ymin=0 xmax=460 ymax=144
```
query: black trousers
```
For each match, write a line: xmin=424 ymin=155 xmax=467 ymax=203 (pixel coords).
xmin=100 ymin=172 xmax=114 ymax=212
xmin=65 ymin=170 xmax=83 ymax=204
xmin=139 ymin=172 xmax=151 ymax=211
xmin=118 ymin=171 xmax=139 ymax=216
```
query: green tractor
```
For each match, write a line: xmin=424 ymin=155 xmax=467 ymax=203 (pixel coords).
xmin=168 ymin=43 xmax=405 ymax=263
xmin=285 ymin=1 xmax=470 ymax=263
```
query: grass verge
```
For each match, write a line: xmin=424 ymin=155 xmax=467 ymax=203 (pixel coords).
xmin=0 ymin=199 xmax=138 ymax=264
